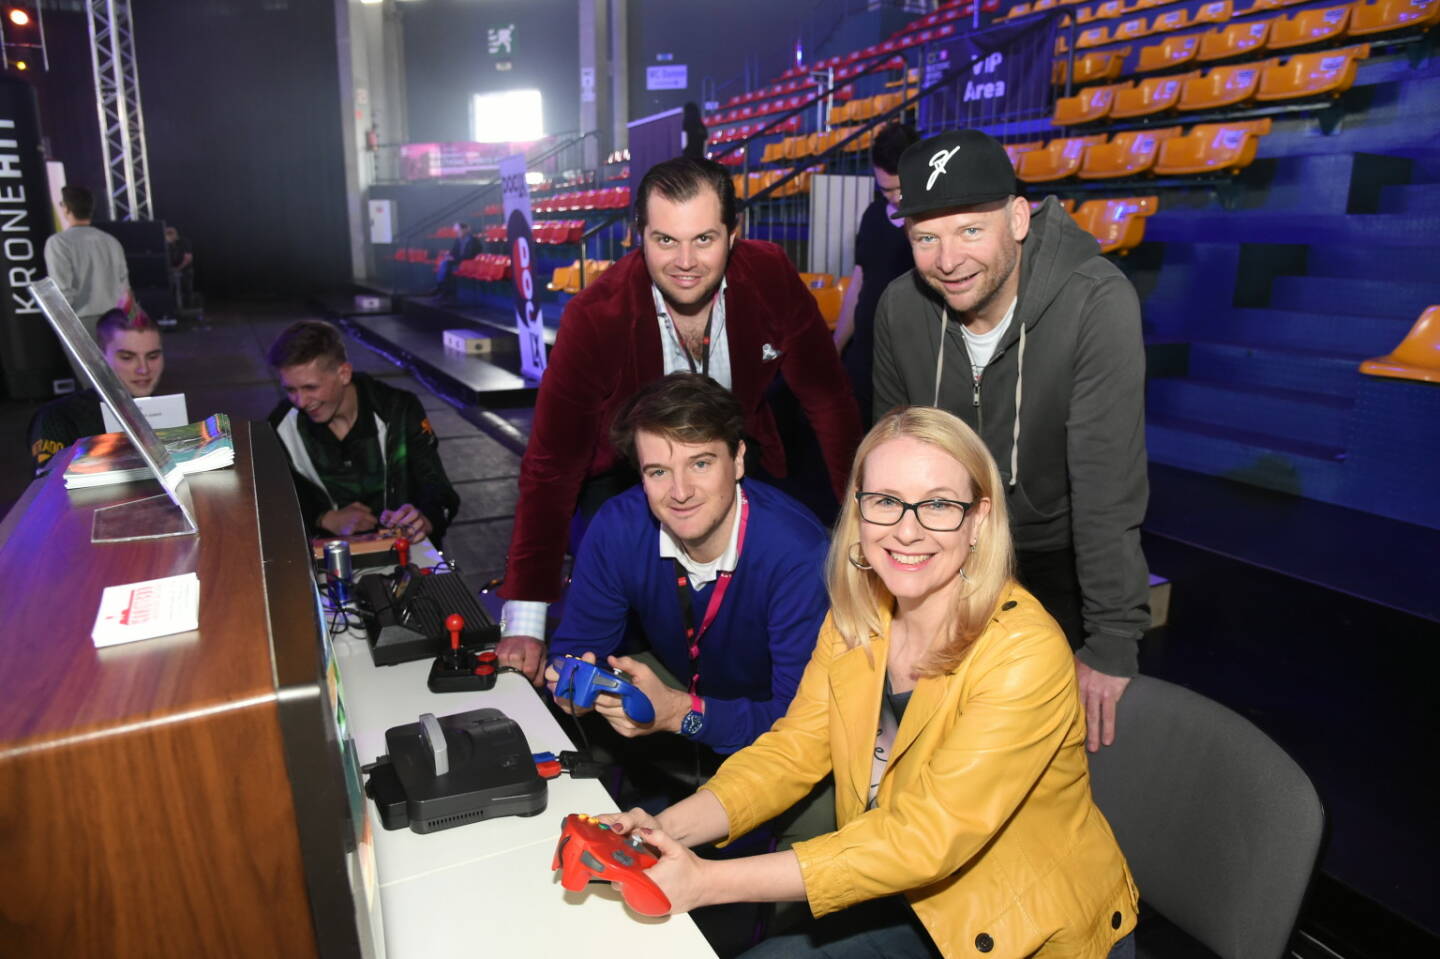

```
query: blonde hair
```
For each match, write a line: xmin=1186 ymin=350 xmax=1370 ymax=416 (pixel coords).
xmin=825 ymin=406 xmax=1015 ymax=675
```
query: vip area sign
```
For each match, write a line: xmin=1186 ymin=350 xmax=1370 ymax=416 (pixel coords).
xmin=499 ymin=154 xmax=546 ymax=381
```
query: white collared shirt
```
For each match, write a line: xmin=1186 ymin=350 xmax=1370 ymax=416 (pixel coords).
xmin=652 ymin=278 xmax=732 ymax=389
xmin=659 ymin=483 xmax=744 ymax=589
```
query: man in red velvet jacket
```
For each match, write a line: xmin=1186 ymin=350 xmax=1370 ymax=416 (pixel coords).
xmin=497 ymin=157 xmax=861 ymax=682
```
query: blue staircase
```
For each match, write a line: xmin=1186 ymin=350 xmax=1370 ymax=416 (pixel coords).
xmin=1139 ymin=50 xmax=1440 ymax=531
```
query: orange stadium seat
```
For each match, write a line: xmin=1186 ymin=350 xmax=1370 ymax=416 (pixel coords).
xmin=1257 ymin=44 xmax=1371 ymax=100
xmin=1137 ymin=34 xmax=1201 ymax=71
xmin=841 ymin=127 xmax=879 ymax=153
xmin=1078 ymin=0 xmax=1125 ymax=22
xmin=1269 ymin=4 xmax=1353 ymax=49
xmin=1113 ymin=16 xmax=1154 ymax=41
xmin=1191 ymin=0 xmax=1234 ymax=25
xmin=1077 ymin=25 xmax=1113 ymax=47
xmin=1016 ymin=134 xmax=1108 ymax=182
xmin=1004 ymin=140 xmax=1044 ymax=167
xmin=810 ymin=287 xmax=845 ymax=330
xmin=761 ymin=140 xmax=787 ymax=165
xmin=1004 ymin=2 xmax=1034 ymax=19
xmin=799 ymin=272 xmax=835 ymax=289
xmin=1349 ymin=0 xmax=1440 ymax=34
xmin=1150 ymin=9 xmax=1192 ymax=32
xmin=1079 ymin=127 xmax=1183 ymax=178
xmin=1111 ymin=72 xmax=1196 ymax=118
xmin=1052 ymin=82 xmax=1130 ymax=125
xmin=1177 ymin=61 xmax=1272 ymax=111
xmin=1198 ymin=20 xmax=1274 ymax=61
xmin=1065 ymin=48 xmax=1132 ymax=84
xmin=1072 ymin=196 xmax=1158 ymax=253
xmin=1154 ymin=118 xmax=1272 ymax=174
xmin=1359 ymin=305 xmax=1440 ymax=383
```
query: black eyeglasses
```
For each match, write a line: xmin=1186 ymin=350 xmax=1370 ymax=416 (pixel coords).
xmin=855 ymin=491 xmax=972 ymax=532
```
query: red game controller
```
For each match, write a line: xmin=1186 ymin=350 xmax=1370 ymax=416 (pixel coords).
xmin=552 ymin=813 xmax=671 ymax=917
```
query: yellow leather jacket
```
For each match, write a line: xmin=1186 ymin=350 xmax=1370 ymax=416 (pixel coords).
xmin=702 ymin=585 xmax=1138 ymax=958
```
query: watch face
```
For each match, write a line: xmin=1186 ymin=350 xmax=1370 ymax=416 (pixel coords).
xmin=681 ymin=710 xmax=704 ymax=737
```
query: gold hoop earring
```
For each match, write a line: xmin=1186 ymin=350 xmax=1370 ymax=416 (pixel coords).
xmin=847 ymin=543 xmax=872 ymax=570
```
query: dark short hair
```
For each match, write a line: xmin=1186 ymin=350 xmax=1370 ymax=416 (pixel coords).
xmin=455 ymin=221 xmax=471 ymax=232
xmin=610 ymin=373 xmax=746 ymax=467
xmin=634 ymin=156 xmax=738 ymax=234
xmin=61 ymin=186 xmax=95 ymax=221
xmin=96 ymin=308 xmax=159 ymax=350
xmin=266 ymin=319 xmax=349 ymax=370
xmin=870 ymin=122 xmax=920 ymax=175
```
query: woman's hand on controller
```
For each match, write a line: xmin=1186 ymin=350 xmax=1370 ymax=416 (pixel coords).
xmin=596 ymin=806 xmax=661 ymax=837
xmin=635 ymin=826 xmax=710 ymax=915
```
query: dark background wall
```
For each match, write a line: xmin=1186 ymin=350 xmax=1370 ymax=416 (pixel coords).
xmin=24 ymin=0 xmax=352 ymax=299
xmin=401 ymin=0 xmax=581 ymax=143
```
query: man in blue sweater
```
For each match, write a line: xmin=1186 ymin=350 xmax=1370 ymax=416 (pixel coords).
xmin=542 ymin=372 xmax=831 ymax=758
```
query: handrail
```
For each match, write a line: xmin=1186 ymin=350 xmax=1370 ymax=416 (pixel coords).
xmin=392 ymin=130 xmax=599 ymax=259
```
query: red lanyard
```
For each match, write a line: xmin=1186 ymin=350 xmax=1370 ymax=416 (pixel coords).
xmin=671 ymin=490 xmax=749 ymax=695
xmin=667 ymin=312 xmax=713 ymax=378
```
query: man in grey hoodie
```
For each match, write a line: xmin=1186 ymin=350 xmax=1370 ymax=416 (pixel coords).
xmin=873 ymin=129 xmax=1149 ymax=751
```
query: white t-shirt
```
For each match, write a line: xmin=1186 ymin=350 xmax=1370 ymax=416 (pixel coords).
xmin=960 ymin=297 xmax=1017 ymax=384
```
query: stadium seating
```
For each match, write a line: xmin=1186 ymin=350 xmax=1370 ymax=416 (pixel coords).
xmin=1359 ymin=305 xmax=1440 ymax=383
xmin=810 ymin=287 xmax=845 ymax=330
xmin=1079 ymin=127 xmax=1183 ymax=178
xmin=1177 ymin=61 xmax=1273 ymax=111
xmin=1072 ymin=195 xmax=1158 ymax=253
xmin=1154 ymin=118 xmax=1272 ymax=174
xmin=1017 ymin=134 xmax=1108 ymax=182
xmin=1191 ymin=0 xmax=1235 ymax=26
xmin=1077 ymin=25 xmax=1113 ymax=47
xmin=1268 ymin=3 xmax=1353 ymax=49
xmin=1198 ymin=20 xmax=1274 ymax=62
xmin=1349 ymin=0 xmax=1440 ymax=36
xmin=1060 ymin=48 xmax=1132 ymax=84
xmin=1257 ymin=44 xmax=1371 ymax=100
xmin=1150 ymin=9 xmax=1192 ymax=33
xmin=1052 ymin=82 xmax=1131 ymax=125
xmin=547 ymin=260 xmax=614 ymax=295
xmin=799 ymin=272 xmax=836 ymax=289
xmin=1113 ymin=16 xmax=1154 ymax=41
xmin=1111 ymin=73 xmax=1195 ymax=118
xmin=1137 ymin=34 xmax=1202 ymax=71
xmin=1005 ymin=140 xmax=1044 ymax=167
xmin=1077 ymin=1 xmax=1125 ymax=24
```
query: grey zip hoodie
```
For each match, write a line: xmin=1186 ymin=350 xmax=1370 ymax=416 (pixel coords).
xmin=872 ymin=195 xmax=1149 ymax=677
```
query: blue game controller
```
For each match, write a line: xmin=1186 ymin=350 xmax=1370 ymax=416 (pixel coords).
xmin=552 ymin=655 xmax=655 ymax=724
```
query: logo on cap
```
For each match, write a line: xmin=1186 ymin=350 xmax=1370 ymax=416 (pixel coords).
xmin=926 ymin=146 xmax=961 ymax=191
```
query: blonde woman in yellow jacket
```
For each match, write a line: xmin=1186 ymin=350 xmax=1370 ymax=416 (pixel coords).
xmin=602 ymin=407 xmax=1138 ymax=958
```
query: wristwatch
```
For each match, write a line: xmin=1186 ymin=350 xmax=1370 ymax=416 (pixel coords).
xmin=679 ymin=694 xmax=706 ymax=738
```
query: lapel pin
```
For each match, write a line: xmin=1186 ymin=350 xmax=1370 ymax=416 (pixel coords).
xmin=761 ymin=343 xmax=781 ymax=362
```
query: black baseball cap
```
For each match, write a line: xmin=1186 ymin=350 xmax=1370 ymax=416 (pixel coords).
xmin=893 ymin=129 xmax=1017 ymax=219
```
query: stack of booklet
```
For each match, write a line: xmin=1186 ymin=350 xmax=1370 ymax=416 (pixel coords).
xmin=63 ymin=413 xmax=235 ymax=490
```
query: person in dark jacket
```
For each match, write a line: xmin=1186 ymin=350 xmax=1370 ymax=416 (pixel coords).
xmin=433 ymin=221 xmax=481 ymax=301
xmin=266 ymin=319 xmax=460 ymax=543
xmin=873 ymin=129 xmax=1149 ymax=752
xmin=681 ymin=101 xmax=708 ymax=159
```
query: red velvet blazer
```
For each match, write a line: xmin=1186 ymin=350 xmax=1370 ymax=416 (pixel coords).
xmin=501 ymin=239 xmax=861 ymax=603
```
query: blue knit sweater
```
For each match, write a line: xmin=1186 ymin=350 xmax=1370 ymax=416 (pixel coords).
xmin=550 ymin=479 xmax=831 ymax=754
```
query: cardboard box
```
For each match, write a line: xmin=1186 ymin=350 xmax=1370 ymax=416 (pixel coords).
xmin=443 ymin=329 xmax=494 ymax=355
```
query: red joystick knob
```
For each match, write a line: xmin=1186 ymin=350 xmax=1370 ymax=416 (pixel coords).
xmin=395 ymin=537 xmax=410 ymax=568
xmin=445 ymin=614 xmax=464 ymax=651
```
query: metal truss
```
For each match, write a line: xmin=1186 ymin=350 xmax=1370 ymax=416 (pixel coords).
xmin=86 ymin=0 xmax=153 ymax=221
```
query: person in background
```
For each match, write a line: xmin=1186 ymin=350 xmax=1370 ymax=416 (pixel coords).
xmin=266 ymin=320 xmax=460 ymax=544
xmin=43 ymin=185 xmax=133 ymax=354
xmin=432 ymin=221 xmax=481 ymax=302
xmin=682 ymin=102 xmax=709 ymax=160
xmin=165 ymin=225 xmax=194 ymax=310
xmin=873 ymin=129 xmax=1150 ymax=752
xmin=28 ymin=308 xmax=164 ymax=472
xmin=598 ymin=407 xmax=1138 ymax=959
xmin=832 ymin=122 xmax=920 ymax=429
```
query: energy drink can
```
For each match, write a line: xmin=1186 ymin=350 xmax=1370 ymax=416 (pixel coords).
xmin=324 ymin=539 xmax=352 ymax=606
